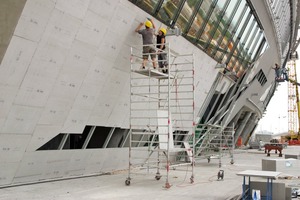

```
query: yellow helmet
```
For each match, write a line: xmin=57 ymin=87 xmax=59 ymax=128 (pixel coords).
xmin=145 ymin=20 xmax=152 ymax=28
xmin=160 ymin=28 xmax=167 ymax=35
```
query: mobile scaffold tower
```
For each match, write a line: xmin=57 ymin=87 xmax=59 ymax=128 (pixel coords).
xmin=125 ymin=43 xmax=195 ymax=188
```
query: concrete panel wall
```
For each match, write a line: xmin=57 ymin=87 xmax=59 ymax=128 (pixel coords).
xmin=0 ymin=0 xmax=276 ymax=186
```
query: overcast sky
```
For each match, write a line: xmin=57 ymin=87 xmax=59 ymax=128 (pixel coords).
xmin=257 ymin=83 xmax=288 ymax=133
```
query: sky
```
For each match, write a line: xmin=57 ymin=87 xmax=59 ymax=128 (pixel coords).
xmin=257 ymin=58 xmax=300 ymax=134
xmin=256 ymin=82 xmax=288 ymax=133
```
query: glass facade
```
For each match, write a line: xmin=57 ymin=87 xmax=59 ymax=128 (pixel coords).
xmin=130 ymin=0 xmax=268 ymax=79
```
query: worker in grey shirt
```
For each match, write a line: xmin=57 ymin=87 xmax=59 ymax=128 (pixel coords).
xmin=135 ymin=18 xmax=157 ymax=69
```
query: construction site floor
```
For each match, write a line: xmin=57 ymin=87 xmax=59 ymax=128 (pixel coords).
xmin=1 ymin=146 xmax=300 ymax=200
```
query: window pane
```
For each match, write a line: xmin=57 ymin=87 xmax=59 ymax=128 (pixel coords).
xmin=244 ymin=24 xmax=258 ymax=53
xmin=175 ymin=0 xmax=200 ymax=31
xmin=237 ymin=66 xmax=245 ymax=78
xmin=211 ymin=0 xmax=243 ymax=61
xmin=186 ymin=0 xmax=211 ymax=43
xmin=228 ymin=14 xmax=254 ymax=70
xmin=215 ymin=1 xmax=246 ymax=62
xmin=259 ymin=41 xmax=269 ymax=58
xmin=218 ymin=1 xmax=247 ymax=63
xmin=134 ymin=0 xmax=161 ymax=15
xmin=157 ymin=0 xmax=183 ymax=25
xmin=250 ymin=32 xmax=264 ymax=60
xmin=202 ymin=0 xmax=230 ymax=54
xmin=228 ymin=1 xmax=247 ymax=33
xmin=223 ymin=2 xmax=251 ymax=67
xmin=232 ymin=7 xmax=250 ymax=44
xmin=238 ymin=25 xmax=258 ymax=67
xmin=236 ymin=16 xmax=255 ymax=57
xmin=227 ymin=58 xmax=234 ymax=70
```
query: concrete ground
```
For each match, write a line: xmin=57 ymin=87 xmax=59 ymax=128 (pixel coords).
xmin=0 ymin=146 xmax=300 ymax=200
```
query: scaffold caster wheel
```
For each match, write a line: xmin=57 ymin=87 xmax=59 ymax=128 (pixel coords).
xmin=190 ymin=176 xmax=194 ymax=183
xmin=155 ymin=174 xmax=161 ymax=180
xmin=164 ymin=182 xmax=171 ymax=189
xmin=125 ymin=179 xmax=130 ymax=186
xmin=230 ymin=160 xmax=234 ymax=165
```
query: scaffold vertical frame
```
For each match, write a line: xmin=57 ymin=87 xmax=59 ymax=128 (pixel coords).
xmin=125 ymin=43 xmax=195 ymax=188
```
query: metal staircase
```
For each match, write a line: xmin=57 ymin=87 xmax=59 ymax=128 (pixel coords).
xmin=195 ymin=124 xmax=235 ymax=167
